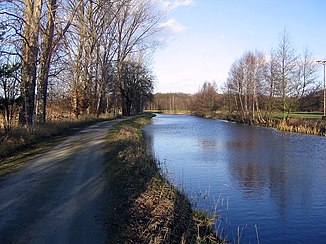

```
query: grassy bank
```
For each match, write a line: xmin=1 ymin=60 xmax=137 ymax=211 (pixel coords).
xmin=104 ymin=114 xmax=220 ymax=243
xmin=217 ymin=112 xmax=326 ymax=136
xmin=272 ymin=118 xmax=326 ymax=135
xmin=0 ymin=117 xmax=111 ymax=179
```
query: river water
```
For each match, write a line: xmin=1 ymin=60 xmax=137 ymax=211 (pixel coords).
xmin=143 ymin=113 xmax=326 ymax=244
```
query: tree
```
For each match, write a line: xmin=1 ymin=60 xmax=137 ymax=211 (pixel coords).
xmin=19 ymin=0 xmax=43 ymax=126
xmin=114 ymin=0 xmax=164 ymax=113
xmin=149 ymin=93 xmax=191 ymax=112
xmin=273 ymin=30 xmax=298 ymax=120
xmin=36 ymin=0 xmax=83 ymax=122
xmin=64 ymin=0 xmax=164 ymax=118
xmin=119 ymin=61 xmax=154 ymax=115
xmin=225 ymin=51 xmax=267 ymax=122
xmin=296 ymin=46 xmax=320 ymax=111
xmin=264 ymin=49 xmax=279 ymax=114
xmin=0 ymin=62 xmax=21 ymax=132
xmin=191 ymin=81 xmax=219 ymax=118
xmin=1 ymin=0 xmax=166 ymax=123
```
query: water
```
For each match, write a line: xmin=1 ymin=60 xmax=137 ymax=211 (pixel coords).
xmin=143 ymin=114 xmax=326 ymax=244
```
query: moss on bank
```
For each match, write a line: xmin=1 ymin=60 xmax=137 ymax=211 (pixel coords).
xmin=104 ymin=113 xmax=221 ymax=243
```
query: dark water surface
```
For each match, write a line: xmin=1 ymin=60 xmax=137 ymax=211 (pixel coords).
xmin=143 ymin=114 xmax=326 ymax=244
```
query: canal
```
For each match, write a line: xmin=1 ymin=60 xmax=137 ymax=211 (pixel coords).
xmin=143 ymin=113 xmax=326 ymax=243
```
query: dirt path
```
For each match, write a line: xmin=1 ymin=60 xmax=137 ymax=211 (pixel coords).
xmin=0 ymin=119 xmax=122 ymax=244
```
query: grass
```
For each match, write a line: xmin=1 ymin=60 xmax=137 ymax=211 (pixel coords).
xmin=274 ymin=118 xmax=326 ymax=135
xmin=271 ymin=111 xmax=323 ymax=119
xmin=0 ymin=117 xmax=112 ymax=179
xmin=104 ymin=113 xmax=222 ymax=243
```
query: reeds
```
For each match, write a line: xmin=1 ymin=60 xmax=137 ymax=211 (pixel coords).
xmin=276 ymin=118 xmax=326 ymax=136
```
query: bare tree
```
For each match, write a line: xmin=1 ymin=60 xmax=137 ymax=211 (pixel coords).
xmin=226 ymin=51 xmax=267 ymax=122
xmin=264 ymin=49 xmax=279 ymax=114
xmin=296 ymin=46 xmax=320 ymax=110
xmin=119 ymin=60 xmax=154 ymax=115
xmin=273 ymin=30 xmax=298 ymax=120
xmin=36 ymin=0 xmax=83 ymax=122
xmin=191 ymin=81 xmax=219 ymax=118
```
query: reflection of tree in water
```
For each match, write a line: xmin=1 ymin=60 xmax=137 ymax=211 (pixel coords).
xmin=228 ymin=161 xmax=266 ymax=198
xmin=226 ymin=129 xmax=267 ymax=198
xmin=268 ymin=163 xmax=287 ymax=217
xmin=227 ymin=131 xmax=314 ymax=218
xmin=268 ymin=157 xmax=313 ymax=218
xmin=198 ymin=140 xmax=217 ymax=150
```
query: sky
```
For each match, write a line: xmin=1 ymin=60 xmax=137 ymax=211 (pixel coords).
xmin=153 ymin=0 xmax=326 ymax=94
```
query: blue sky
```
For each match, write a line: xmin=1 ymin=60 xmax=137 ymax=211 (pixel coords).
xmin=154 ymin=0 xmax=326 ymax=94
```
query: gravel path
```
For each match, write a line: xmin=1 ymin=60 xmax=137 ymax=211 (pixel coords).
xmin=0 ymin=120 xmax=121 ymax=244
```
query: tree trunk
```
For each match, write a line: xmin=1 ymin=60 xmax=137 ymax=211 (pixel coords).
xmin=19 ymin=0 xmax=43 ymax=126
xmin=37 ymin=0 xmax=57 ymax=123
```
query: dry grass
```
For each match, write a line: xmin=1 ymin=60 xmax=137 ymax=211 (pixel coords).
xmin=275 ymin=118 xmax=326 ymax=135
xmin=0 ymin=117 xmax=111 ymax=178
xmin=220 ymin=112 xmax=326 ymax=136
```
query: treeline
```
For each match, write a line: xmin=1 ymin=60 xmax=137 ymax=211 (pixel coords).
xmin=149 ymin=30 xmax=322 ymax=122
xmin=225 ymin=30 xmax=321 ymax=122
xmin=0 ymin=0 xmax=165 ymax=132
xmin=148 ymin=82 xmax=223 ymax=118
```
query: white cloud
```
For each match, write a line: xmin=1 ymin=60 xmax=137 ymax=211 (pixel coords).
xmin=162 ymin=0 xmax=194 ymax=10
xmin=160 ymin=18 xmax=187 ymax=33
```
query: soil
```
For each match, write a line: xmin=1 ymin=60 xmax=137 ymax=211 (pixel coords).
xmin=0 ymin=120 xmax=122 ymax=243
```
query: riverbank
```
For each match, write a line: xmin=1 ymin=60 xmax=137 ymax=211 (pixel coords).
xmin=104 ymin=113 xmax=220 ymax=243
xmin=216 ymin=113 xmax=326 ymax=136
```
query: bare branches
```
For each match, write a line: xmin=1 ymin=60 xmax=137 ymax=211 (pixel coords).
xmin=225 ymin=30 xmax=320 ymax=121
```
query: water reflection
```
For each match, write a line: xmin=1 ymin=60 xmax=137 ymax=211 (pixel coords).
xmin=143 ymin=114 xmax=326 ymax=243
xmin=198 ymin=140 xmax=217 ymax=150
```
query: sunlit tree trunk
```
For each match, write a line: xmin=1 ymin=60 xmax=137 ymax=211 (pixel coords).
xmin=20 ymin=0 xmax=43 ymax=126
xmin=37 ymin=0 xmax=57 ymax=123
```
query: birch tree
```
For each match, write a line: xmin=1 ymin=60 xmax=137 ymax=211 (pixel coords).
xmin=226 ymin=51 xmax=267 ymax=122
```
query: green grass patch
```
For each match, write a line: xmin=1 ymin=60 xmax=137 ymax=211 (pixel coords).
xmin=271 ymin=112 xmax=323 ymax=119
